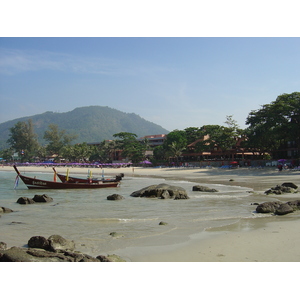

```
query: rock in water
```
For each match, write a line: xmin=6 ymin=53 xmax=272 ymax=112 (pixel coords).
xmin=17 ymin=197 xmax=35 ymax=204
xmin=0 ymin=207 xmax=13 ymax=213
xmin=281 ymin=182 xmax=298 ymax=189
xmin=32 ymin=194 xmax=53 ymax=203
xmin=107 ymin=194 xmax=124 ymax=200
xmin=28 ymin=236 xmax=50 ymax=250
xmin=275 ymin=203 xmax=294 ymax=215
xmin=256 ymin=201 xmax=282 ymax=213
xmin=48 ymin=234 xmax=75 ymax=252
xmin=130 ymin=183 xmax=189 ymax=200
xmin=256 ymin=200 xmax=300 ymax=215
xmin=192 ymin=185 xmax=218 ymax=192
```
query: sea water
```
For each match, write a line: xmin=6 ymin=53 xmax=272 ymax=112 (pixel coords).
xmin=0 ymin=168 xmax=271 ymax=259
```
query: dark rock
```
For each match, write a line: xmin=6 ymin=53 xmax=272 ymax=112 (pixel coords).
xmin=17 ymin=197 xmax=35 ymax=204
xmin=97 ymin=255 xmax=112 ymax=262
xmin=131 ymin=183 xmax=189 ymax=200
xmin=0 ymin=246 xmax=38 ymax=262
xmin=107 ymin=194 xmax=124 ymax=200
xmin=265 ymin=184 xmax=297 ymax=195
xmin=0 ymin=207 xmax=13 ymax=213
xmin=286 ymin=200 xmax=300 ymax=210
xmin=32 ymin=194 xmax=53 ymax=203
xmin=109 ymin=232 xmax=124 ymax=238
xmin=275 ymin=203 xmax=294 ymax=215
xmin=256 ymin=201 xmax=282 ymax=213
xmin=282 ymin=182 xmax=298 ymax=189
xmin=26 ymin=248 xmax=73 ymax=262
xmin=28 ymin=236 xmax=50 ymax=250
xmin=48 ymin=234 xmax=75 ymax=252
xmin=192 ymin=185 xmax=218 ymax=192
xmin=256 ymin=200 xmax=300 ymax=215
xmin=0 ymin=235 xmax=120 ymax=262
xmin=159 ymin=221 xmax=168 ymax=225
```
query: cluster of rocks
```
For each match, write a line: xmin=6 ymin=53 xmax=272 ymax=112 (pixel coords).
xmin=0 ymin=234 xmax=125 ymax=262
xmin=17 ymin=194 xmax=53 ymax=204
xmin=130 ymin=183 xmax=189 ymax=199
xmin=256 ymin=200 xmax=300 ymax=215
xmin=256 ymin=182 xmax=300 ymax=215
xmin=264 ymin=182 xmax=298 ymax=195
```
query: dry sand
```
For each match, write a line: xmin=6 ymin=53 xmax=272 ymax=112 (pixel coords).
xmin=1 ymin=164 xmax=300 ymax=262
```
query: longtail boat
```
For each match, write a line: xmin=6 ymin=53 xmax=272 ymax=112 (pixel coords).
xmin=13 ymin=165 xmax=120 ymax=189
xmin=52 ymin=167 xmax=123 ymax=184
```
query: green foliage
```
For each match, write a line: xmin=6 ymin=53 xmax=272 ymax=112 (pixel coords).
xmin=163 ymin=130 xmax=187 ymax=150
xmin=184 ymin=127 xmax=205 ymax=145
xmin=61 ymin=142 xmax=93 ymax=162
xmin=7 ymin=119 xmax=40 ymax=161
xmin=246 ymin=92 xmax=300 ymax=157
xmin=199 ymin=116 xmax=243 ymax=152
xmin=113 ymin=132 xmax=147 ymax=163
xmin=44 ymin=124 xmax=77 ymax=157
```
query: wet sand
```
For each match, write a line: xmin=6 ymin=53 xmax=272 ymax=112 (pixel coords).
xmin=1 ymin=165 xmax=300 ymax=262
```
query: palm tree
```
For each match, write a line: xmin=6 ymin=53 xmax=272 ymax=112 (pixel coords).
xmin=169 ymin=142 xmax=185 ymax=165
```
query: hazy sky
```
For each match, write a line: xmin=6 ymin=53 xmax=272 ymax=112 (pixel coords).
xmin=1 ymin=37 xmax=299 ymax=131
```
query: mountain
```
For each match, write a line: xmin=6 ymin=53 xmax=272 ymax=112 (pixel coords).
xmin=0 ymin=106 xmax=169 ymax=150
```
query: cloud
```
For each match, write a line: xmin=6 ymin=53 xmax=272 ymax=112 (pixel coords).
xmin=0 ymin=47 xmax=168 ymax=77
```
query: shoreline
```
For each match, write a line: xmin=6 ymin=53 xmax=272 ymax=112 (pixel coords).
xmin=1 ymin=165 xmax=300 ymax=262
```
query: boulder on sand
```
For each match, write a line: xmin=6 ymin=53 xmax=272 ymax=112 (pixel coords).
xmin=130 ymin=183 xmax=189 ymax=200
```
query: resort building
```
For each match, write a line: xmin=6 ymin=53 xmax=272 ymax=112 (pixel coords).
xmin=138 ymin=134 xmax=167 ymax=147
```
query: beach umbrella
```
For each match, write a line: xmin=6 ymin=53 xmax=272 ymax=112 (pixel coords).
xmin=140 ymin=160 xmax=152 ymax=164
xmin=278 ymin=159 xmax=286 ymax=163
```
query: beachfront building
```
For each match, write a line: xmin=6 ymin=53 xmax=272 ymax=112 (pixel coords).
xmin=181 ymin=135 xmax=263 ymax=163
xmin=138 ymin=134 xmax=167 ymax=148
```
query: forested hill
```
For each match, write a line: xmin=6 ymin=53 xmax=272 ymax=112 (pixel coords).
xmin=0 ymin=106 xmax=169 ymax=149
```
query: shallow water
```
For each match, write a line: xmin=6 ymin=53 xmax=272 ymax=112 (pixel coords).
xmin=0 ymin=168 xmax=272 ymax=259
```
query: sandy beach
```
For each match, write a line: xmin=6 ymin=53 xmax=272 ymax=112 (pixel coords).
xmin=1 ymin=164 xmax=300 ymax=262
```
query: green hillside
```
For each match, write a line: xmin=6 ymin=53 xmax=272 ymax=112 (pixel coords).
xmin=0 ymin=106 xmax=169 ymax=150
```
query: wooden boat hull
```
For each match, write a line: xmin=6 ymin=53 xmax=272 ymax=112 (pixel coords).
xmin=53 ymin=168 xmax=122 ymax=184
xmin=14 ymin=165 xmax=119 ymax=189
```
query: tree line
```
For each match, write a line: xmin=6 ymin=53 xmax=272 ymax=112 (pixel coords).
xmin=1 ymin=92 xmax=299 ymax=163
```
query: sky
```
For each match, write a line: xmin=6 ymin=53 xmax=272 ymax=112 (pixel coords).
xmin=0 ymin=2 xmax=299 ymax=133
xmin=1 ymin=37 xmax=299 ymax=132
